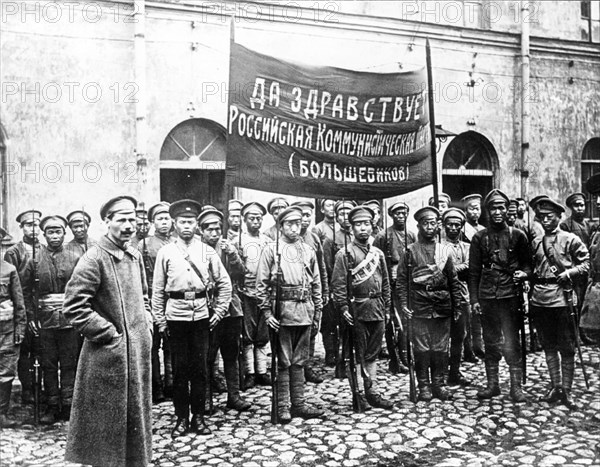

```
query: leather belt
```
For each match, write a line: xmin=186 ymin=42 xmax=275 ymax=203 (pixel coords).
xmin=273 ymin=287 xmax=310 ymax=302
xmin=354 ymin=291 xmax=382 ymax=299
xmin=483 ymin=263 xmax=511 ymax=273
xmin=532 ymin=277 xmax=558 ymax=285
xmin=169 ymin=291 xmax=206 ymax=300
xmin=413 ymin=284 xmax=445 ymax=292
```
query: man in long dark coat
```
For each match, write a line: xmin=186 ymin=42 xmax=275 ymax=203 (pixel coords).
xmin=63 ymin=195 xmax=153 ymax=467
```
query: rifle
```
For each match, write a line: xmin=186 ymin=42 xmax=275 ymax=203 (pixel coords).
xmin=270 ymin=226 xmax=282 ymax=424
xmin=542 ymin=239 xmax=590 ymax=389
xmin=383 ymin=208 xmax=404 ymax=374
xmin=205 ymin=261 xmax=216 ymax=415
xmin=30 ymin=210 xmax=41 ymax=426
xmin=404 ymin=226 xmax=417 ymax=403
xmin=332 ymin=220 xmax=344 ymax=380
xmin=237 ymin=227 xmax=245 ymax=391
xmin=343 ymin=222 xmax=368 ymax=412
xmin=518 ymin=281 xmax=528 ymax=384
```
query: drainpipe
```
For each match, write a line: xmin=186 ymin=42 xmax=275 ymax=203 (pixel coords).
xmin=134 ymin=0 xmax=148 ymax=201
xmin=520 ymin=0 xmax=530 ymax=200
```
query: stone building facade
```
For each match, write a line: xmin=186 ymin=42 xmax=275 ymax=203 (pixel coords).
xmin=0 ymin=0 xmax=599 ymax=240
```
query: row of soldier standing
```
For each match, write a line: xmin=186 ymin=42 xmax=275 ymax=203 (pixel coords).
xmin=1 ymin=180 xmax=599 ymax=464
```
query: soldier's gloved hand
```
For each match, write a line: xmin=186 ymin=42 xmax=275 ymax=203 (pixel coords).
xmin=209 ymin=313 xmax=222 ymax=331
xmin=513 ymin=270 xmax=528 ymax=284
xmin=556 ymin=271 xmax=572 ymax=287
xmin=159 ymin=326 xmax=170 ymax=339
xmin=28 ymin=321 xmax=39 ymax=337
xmin=472 ymin=302 xmax=481 ymax=315
xmin=402 ymin=306 xmax=413 ymax=319
xmin=342 ymin=310 xmax=354 ymax=326
xmin=266 ymin=316 xmax=280 ymax=331
xmin=453 ymin=310 xmax=461 ymax=322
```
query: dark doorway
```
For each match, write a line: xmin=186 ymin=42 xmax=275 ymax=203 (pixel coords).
xmin=442 ymin=175 xmax=493 ymax=206
xmin=160 ymin=170 xmax=230 ymax=212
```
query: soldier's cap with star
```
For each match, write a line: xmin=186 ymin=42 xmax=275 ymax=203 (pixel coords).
xmin=414 ymin=206 xmax=440 ymax=222
xmin=348 ymin=206 xmax=374 ymax=224
xmin=483 ymin=189 xmax=509 ymax=207
xmin=528 ymin=194 xmax=550 ymax=210
xmin=241 ymin=202 xmax=267 ymax=218
xmin=565 ymin=192 xmax=586 ymax=208
xmin=228 ymin=199 xmax=243 ymax=214
xmin=0 ymin=226 xmax=8 ymax=239
xmin=461 ymin=194 xmax=482 ymax=206
xmin=40 ymin=215 xmax=68 ymax=232
xmin=442 ymin=207 xmax=466 ymax=224
xmin=536 ymin=198 xmax=565 ymax=215
xmin=16 ymin=210 xmax=42 ymax=225
xmin=428 ymin=193 xmax=451 ymax=206
xmin=197 ymin=208 xmax=223 ymax=226
xmin=292 ymin=200 xmax=315 ymax=212
xmin=388 ymin=201 xmax=409 ymax=216
xmin=148 ymin=202 xmax=171 ymax=222
xmin=100 ymin=195 xmax=137 ymax=219
xmin=334 ymin=200 xmax=357 ymax=214
xmin=585 ymin=174 xmax=600 ymax=195
xmin=169 ymin=199 xmax=202 ymax=219
xmin=66 ymin=210 xmax=91 ymax=226
xmin=277 ymin=206 xmax=303 ymax=225
xmin=267 ymin=197 xmax=289 ymax=214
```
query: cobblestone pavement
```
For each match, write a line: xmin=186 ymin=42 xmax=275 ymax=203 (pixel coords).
xmin=2 ymin=346 xmax=600 ymax=467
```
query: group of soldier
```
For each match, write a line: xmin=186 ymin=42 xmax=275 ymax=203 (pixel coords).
xmin=1 ymin=177 xmax=600 ymax=446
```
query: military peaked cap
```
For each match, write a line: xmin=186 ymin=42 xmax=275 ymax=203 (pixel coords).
xmin=414 ymin=206 xmax=440 ymax=222
xmin=66 ymin=210 xmax=92 ymax=226
xmin=528 ymin=194 xmax=550 ymax=210
xmin=277 ymin=206 xmax=303 ymax=225
xmin=334 ymin=200 xmax=357 ymax=213
xmin=292 ymin=201 xmax=315 ymax=211
xmin=16 ymin=210 xmax=42 ymax=225
xmin=442 ymin=208 xmax=466 ymax=223
xmin=537 ymin=199 xmax=565 ymax=214
xmin=565 ymin=192 xmax=586 ymax=208
xmin=484 ymin=189 xmax=509 ymax=207
xmin=169 ymin=199 xmax=202 ymax=219
xmin=241 ymin=202 xmax=267 ymax=217
xmin=387 ymin=201 xmax=409 ymax=216
xmin=40 ymin=215 xmax=68 ymax=231
xmin=267 ymin=197 xmax=289 ymax=214
xmin=100 ymin=195 xmax=137 ymax=219
xmin=428 ymin=193 xmax=451 ymax=206
xmin=348 ymin=206 xmax=374 ymax=224
xmin=461 ymin=194 xmax=482 ymax=206
xmin=198 ymin=208 xmax=223 ymax=226
xmin=585 ymin=174 xmax=600 ymax=195
xmin=228 ymin=199 xmax=243 ymax=213
xmin=148 ymin=202 xmax=171 ymax=222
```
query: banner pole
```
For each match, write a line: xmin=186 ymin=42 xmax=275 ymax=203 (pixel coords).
xmin=426 ymin=38 xmax=440 ymax=208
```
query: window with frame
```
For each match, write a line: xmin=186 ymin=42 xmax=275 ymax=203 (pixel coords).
xmin=581 ymin=1 xmax=600 ymax=42
xmin=581 ymin=137 xmax=600 ymax=219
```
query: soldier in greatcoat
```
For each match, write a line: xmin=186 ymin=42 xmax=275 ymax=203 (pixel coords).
xmin=256 ymin=206 xmax=324 ymax=422
xmin=332 ymin=206 xmax=394 ymax=410
xmin=461 ymin=194 xmax=485 ymax=242
xmin=63 ymin=195 xmax=153 ymax=467
xmin=469 ymin=189 xmax=531 ymax=403
xmin=264 ymin=197 xmax=289 ymax=241
xmin=529 ymin=198 xmax=589 ymax=409
xmin=397 ymin=207 xmax=461 ymax=401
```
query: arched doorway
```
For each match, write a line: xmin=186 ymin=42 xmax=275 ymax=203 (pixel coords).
xmin=159 ymin=118 xmax=231 ymax=211
xmin=442 ymin=131 xmax=498 ymax=203
xmin=581 ymin=137 xmax=600 ymax=219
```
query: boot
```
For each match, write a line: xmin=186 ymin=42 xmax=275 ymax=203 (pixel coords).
xmin=190 ymin=414 xmax=211 ymax=435
xmin=304 ymin=366 xmax=324 ymax=384
xmin=561 ymin=355 xmax=579 ymax=410
xmin=255 ymin=373 xmax=272 ymax=386
xmin=415 ymin=352 xmax=433 ymax=402
xmin=224 ymin=357 xmax=251 ymax=411
xmin=471 ymin=313 xmax=485 ymax=359
xmin=365 ymin=388 xmax=394 ymax=409
xmin=60 ymin=405 xmax=72 ymax=421
xmin=477 ymin=361 xmax=501 ymax=399
xmin=540 ymin=352 xmax=562 ymax=403
xmin=290 ymin=365 xmax=323 ymax=419
xmin=277 ymin=367 xmax=291 ymax=424
xmin=244 ymin=373 xmax=255 ymax=390
xmin=0 ymin=413 xmax=18 ymax=429
xmin=431 ymin=352 xmax=452 ymax=401
xmin=509 ymin=366 xmax=528 ymax=403
xmin=448 ymin=349 xmax=470 ymax=386
xmin=171 ymin=416 xmax=189 ymax=438
xmin=0 ymin=383 xmax=17 ymax=429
